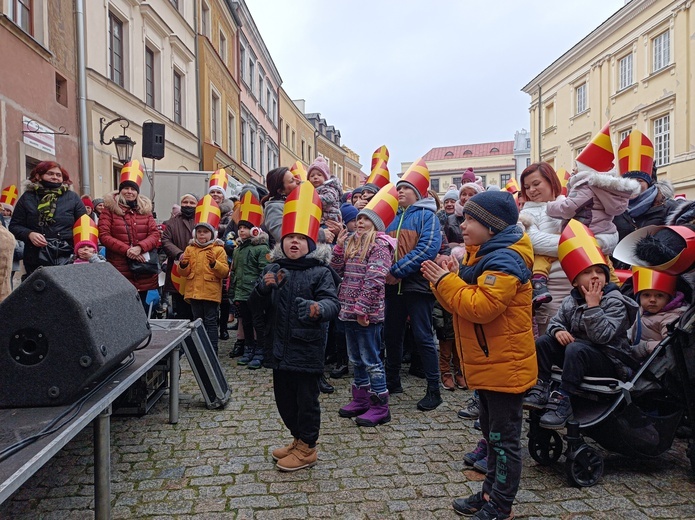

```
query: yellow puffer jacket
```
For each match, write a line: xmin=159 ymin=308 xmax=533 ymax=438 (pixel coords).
xmin=178 ymin=240 xmax=230 ymax=303
xmin=432 ymin=227 xmax=537 ymax=394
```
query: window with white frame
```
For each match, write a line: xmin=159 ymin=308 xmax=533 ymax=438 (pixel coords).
xmin=291 ymin=130 xmax=296 ymax=152
xmin=525 ymin=158 xmax=531 ymax=167
xmin=544 ymin=102 xmax=555 ymax=130
xmin=211 ymin=89 xmax=220 ymax=144
xmin=240 ymin=43 xmax=246 ymax=81
xmin=575 ymin=146 xmax=584 ymax=158
xmin=266 ymin=87 xmax=271 ymax=113
xmin=241 ymin=118 xmax=247 ymax=164
xmin=201 ymin=2 xmax=210 ymax=37
xmin=145 ymin=46 xmax=156 ymax=108
xmin=219 ymin=31 xmax=227 ymax=64
xmin=576 ymin=83 xmax=587 ymax=114
xmin=653 ymin=31 xmax=670 ymax=73
xmin=618 ymin=54 xmax=632 ymax=90
xmin=173 ymin=70 xmax=183 ymax=125
xmin=653 ymin=114 xmax=670 ymax=167
xmin=249 ymin=127 xmax=256 ymax=169
xmin=10 ymin=0 xmax=32 ymax=35
xmin=285 ymin=124 xmax=290 ymax=145
xmin=431 ymin=178 xmax=440 ymax=192
xmin=500 ymin=174 xmax=511 ymax=187
xmin=259 ymin=136 xmax=264 ymax=176
xmin=108 ymin=12 xmax=124 ymax=87
xmin=227 ymin=110 xmax=236 ymax=156
xmin=258 ymin=75 xmax=264 ymax=109
xmin=301 ymin=140 xmax=306 ymax=161
xmin=619 ymin=129 xmax=631 ymax=143
xmin=272 ymin=98 xmax=277 ymax=125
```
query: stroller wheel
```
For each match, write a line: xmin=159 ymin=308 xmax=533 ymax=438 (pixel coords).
xmin=528 ymin=429 xmax=563 ymax=466
xmin=566 ymin=445 xmax=603 ymax=487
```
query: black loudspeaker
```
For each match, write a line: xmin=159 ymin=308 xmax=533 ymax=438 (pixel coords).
xmin=0 ymin=263 xmax=151 ymax=408
xmin=142 ymin=122 xmax=165 ymax=160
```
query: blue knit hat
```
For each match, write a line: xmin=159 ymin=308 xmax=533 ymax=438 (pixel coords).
xmin=463 ymin=191 xmax=518 ymax=234
xmin=350 ymin=186 xmax=364 ymax=203
xmin=340 ymin=203 xmax=359 ymax=224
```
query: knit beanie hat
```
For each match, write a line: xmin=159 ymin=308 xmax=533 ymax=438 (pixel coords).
xmin=81 ymin=195 xmax=93 ymax=209
xmin=92 ymin=197 xmax=104 ymax=208
xmin=461 ymin=168 xmax=475 ymax=184
xmin=307 ymin=156 xmax=330 ymax=181
xmin=459 ymin=182 xmax=484 ymax=195
xmin=463 ymin=191 xmax=519 ymax=234
xmin=340 ymin=203 xmax=359 ymax=225
xmin=350 ymin=186 xmax=363 ymax=203
xmin=485 ymin=184 xmax=501 ymax=192
xmin=442 ymin=188 xmax=459 ymax=203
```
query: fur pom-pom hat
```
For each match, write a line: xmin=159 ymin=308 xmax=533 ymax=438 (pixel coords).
xmin=614 ymin=224 xmax=695 ymax=275
xmin=307 ymin=156 xmax=330 ymax=181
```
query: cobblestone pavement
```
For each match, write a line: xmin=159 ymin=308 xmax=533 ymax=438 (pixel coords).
xmin=2 ymin=333 xmax=694 ymax=519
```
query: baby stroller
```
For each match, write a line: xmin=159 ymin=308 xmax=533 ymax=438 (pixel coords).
xmin=526 ymin=304 xmax=695 ymax=487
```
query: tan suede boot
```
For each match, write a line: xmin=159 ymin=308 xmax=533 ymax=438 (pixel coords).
xmin=271 ymin=438 xmax=298 ymax=461
xmin=276 ymin=439 xmax=317 ymax=472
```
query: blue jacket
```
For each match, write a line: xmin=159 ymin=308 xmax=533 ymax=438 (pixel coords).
xmin=385 ymin=197 xmax=441 ymax=294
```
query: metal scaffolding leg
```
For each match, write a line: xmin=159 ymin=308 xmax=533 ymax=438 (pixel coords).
xmin=169 ymin=346 xmax=180 ymax=424
xmin=93 ymin=405 xmax=111 ymax=520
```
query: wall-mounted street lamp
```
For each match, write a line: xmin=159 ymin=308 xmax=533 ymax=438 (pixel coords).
xmin=99 ymin=117 xmax=136 ymax=163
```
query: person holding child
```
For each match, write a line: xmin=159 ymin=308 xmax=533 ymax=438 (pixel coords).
xmin=331 ymin=183 xmax=398 ymax=427
xmin=523 ymin=220 xmax=639 ymax=430
xmin=249 ymin=182 xmax=340 ymax=472
xmin=177 ymin=195 xmax=230 ymax=354
xmin=71 ymin=215 xmax=105 ymax=263
xmin=421 ymin=190 xmax=537 ymax=520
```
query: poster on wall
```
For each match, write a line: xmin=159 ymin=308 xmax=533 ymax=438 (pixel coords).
xmin=22 ymin=117 xmax=56 ymax=155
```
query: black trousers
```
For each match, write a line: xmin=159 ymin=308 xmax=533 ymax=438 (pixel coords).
xmin=170 ymin=292 xmax=193 ymax=320
xmin=190 ymin=299 xmax=219 ymax=353
xmin=536 ymin=334 xmax=616 ymax=395
xmin=273 ymin=369 xmax=321 ymax=447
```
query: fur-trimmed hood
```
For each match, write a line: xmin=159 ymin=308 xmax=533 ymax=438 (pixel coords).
xmin=219 ymin=199 xmax=235 ymax=215
xmin=237 ymin=230 xmax=269 ymax=247
xmin=187 ymin=237 xmax=225 ymax=247
xmin=103 ymin=190 xmax=153 ymax=216
xmin=575 ymin=170 xmax=642 ymax=197
xmin=269 ymin=242 xmax=333 ymax=264
xmin=22 ymin=179 xmax=75 ymax=193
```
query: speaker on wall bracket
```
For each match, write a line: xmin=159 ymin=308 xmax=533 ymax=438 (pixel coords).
xmin=142 ymin=121 xmax=165 ymax=160
xmin=0 ymin=263 xmax=151 ymax=408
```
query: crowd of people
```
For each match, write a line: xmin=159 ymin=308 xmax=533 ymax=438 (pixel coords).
xmin=1 ymin=123 xmax=695 ymax=519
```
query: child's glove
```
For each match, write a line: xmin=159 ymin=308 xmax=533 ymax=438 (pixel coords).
xmin=206 ymin=249 xmax=216 ymax=266
xmin=179 ymin=253 xmax=189 ymax=268
xmin=296 ymin=297 xmax=322 ymax=322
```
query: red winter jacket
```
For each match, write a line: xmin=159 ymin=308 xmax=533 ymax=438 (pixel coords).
xmin=98 ymin=191 xmax=160 ymax=291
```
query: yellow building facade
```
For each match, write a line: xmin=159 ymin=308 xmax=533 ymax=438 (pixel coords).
xmin=342 ymin=146 xmax=365 ymax=192
xmin=522 ymin=0 xmax=695 ymax=198
xmin=278 ymin=92 xmax=316 ymax=169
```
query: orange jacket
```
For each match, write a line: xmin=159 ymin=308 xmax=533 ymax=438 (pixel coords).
xmin=178 ymin=240 xmax=229 ymax=303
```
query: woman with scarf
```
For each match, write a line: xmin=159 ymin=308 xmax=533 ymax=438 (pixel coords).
xmin=9 ymin=161 xmax=86 ymax=278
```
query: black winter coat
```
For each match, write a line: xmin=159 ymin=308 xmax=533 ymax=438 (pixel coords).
xmin=248 ymin=244 xmax=340 ymax=374
xmin=9 ymin=184 xmax=86 ymax=272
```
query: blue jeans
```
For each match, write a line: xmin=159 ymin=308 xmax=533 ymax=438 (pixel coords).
xmin=384 ymin=292 xmax=439 ymax=387
xmin=344 ymin=320 xmax=386 ymax=394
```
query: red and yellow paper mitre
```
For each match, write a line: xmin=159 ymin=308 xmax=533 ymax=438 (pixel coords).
xmin=364 ymin=159 xmax=390 ymax=190
xmin=632 ymin=267 xmax=677 ymax=297
xmin=194 ymin=194 xmax=221 ymax=231
xmin=614 ymin=225 xmax=695 ymax=276
xmin=618 ymin=130 xmax=654 ymax=177
xmin=359 ymin=183 xmax=399 ymax=231
xmin=170 ymin=261 xmax=187 ymax=295
xmin=120 ymin=160 xmax=144 ymax=188
xmin=397 ymin=158 xmax=430 ymax=199
xmin=235 ymin=190 xmax=263 ymax=228
xmin=558 ymin=219 xmax=608 ymax=283
xmin=556 ymin=168 xmax=570 ymax=196
xmin=281 ymin=183 xmax=321 ymax=243
xmin=208 ymin=169 xmax=228 ymax=194
xmin=505 ymin=178 xmax=520 ymax=194
xmin=72 ymin=214 xmax=99 ymax=249
xmin=371 ymin=145 xmax=389 ymax=171
xmin=0 ymin=185 xmax=19 ymax=210
xmin=575 ymin=122 xmax=614 ymax=173
xmin=290 ymin=161 xmax=308 ymax=182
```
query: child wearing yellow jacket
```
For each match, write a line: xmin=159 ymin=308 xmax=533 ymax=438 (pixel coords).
xmin=178 ymin=195 xmax=230 ymax=353
xmin=421 ymin=191 xmax=537 ymax=520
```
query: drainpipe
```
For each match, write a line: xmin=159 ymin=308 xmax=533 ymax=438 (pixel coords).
xmin=75 ymin=0 xmax=90 ymax=194
xmin=194 ymin=1 xmax=203 ymax=170
xmin=537 ymin=85 xmax=542 ymax=162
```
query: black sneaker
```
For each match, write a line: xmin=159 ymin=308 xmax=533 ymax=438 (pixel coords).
xmin=229 ymin=340 xmax=245 ymax=358
xmin=219 ymin=330 xmax=230 ymax=341
xmin=417 ymin=386 xmax=443 ymax=411
xmin=472 ymin=501 xmax=513 ymax=520
xmin=522 ymin=380 xmax=550 ymax=410
xmin=532 ymin=278 xmax=552 ymax=308
xmin=540 ymin=391 xmax=573 ymax=430
xmin=452 ymin=491 xmax=487 ymax=516
xmin=319 ymin=375 xmax=335 ymax=394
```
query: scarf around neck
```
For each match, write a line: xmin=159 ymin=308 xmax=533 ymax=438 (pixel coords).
xmin=628 ymin=184 xmax=658 ymax=218
xmin=29 ymin=183 xmax=68 ymax=226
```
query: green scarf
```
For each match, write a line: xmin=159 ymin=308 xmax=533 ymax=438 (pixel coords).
xmin=29 ymin=183 xmax=69 ymax=226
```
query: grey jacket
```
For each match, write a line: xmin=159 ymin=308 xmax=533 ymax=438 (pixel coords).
xmin=547 ymin=283 xmax=639 ymax=380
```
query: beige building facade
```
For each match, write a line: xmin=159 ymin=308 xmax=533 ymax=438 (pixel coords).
xmin=342 ymin=146 xmax=365 ymax=192
xmin=278 ymin=94 xmax=316 ymax=169
xmin=306 ymin=113 xmax=347 ymax=187
xmin=522 ymin=0 xmax=695 ymax=198
xmin=406 ymin=142 xmax=515 ymax=197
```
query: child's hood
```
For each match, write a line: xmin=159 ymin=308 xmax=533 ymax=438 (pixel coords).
xmin=187 ymin=238 xmax=226 ymax=248
xmin=238 ymin=230 xmax=269 ymax=247
xmin=323 ymin=176 xmax=343 ymax=195
xmin=375 ymin=232 xmax=397 ymax=250
xmin=467 ymin=225 xmax=533 ymax=268
xmin=268 ymin=242 xmax=333 ymax=265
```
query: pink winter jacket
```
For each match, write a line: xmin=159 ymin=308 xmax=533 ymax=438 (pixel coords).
xmin=630 ymin=293 xmax=687 ymax=361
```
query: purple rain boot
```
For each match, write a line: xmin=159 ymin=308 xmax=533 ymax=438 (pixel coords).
xmin=355 ymin=391 xmax=391 ymax=427
xmin=338 ymin=384 xmax=371 ymax=418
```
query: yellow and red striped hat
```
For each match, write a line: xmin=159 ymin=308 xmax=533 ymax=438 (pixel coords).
xmin=194 ymin=194 xmax=221 ymax=237
xmin=119 ymin=160 xmax=144 ymax=192
xmin=575 ymin=121 xmax=614 ymax=173
xmin=358 ymin=183 xmax=399 ymax=231
xmin=290 ymin=161 xmax=308 ymax=182
xmin=632 ymin=267 xmax=677 ymax=297
xmin=0 ymin=184 xmax=19 ymax=212
xmin=363 ymin=159 xmax=390 ymax=194
xmin=618 ymin=130 xmax=654 ymax=184
xmin=371 ymin=145 xmax=389 ymax=171
xmin=505 ymin=178 xmax=520 ymax=194
xmin=72 ymin=214 xmax=99 ymax=253
xmin=556 ymin=168 xmax=570 ymax=196
xmin=397 ymin=158 xmax=430 ymax=200
xmin=170 ymin=261 xmax=187 ymax=295
xmin=558 ymin=219 xmax=608 ymax=283
xmin=208 ymin=168 xmax=228 ymax=195
xmin=234 ymin=189 xmax=263 ymax=228
xmin=281 ymin=182 xmax=322 ymax=246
